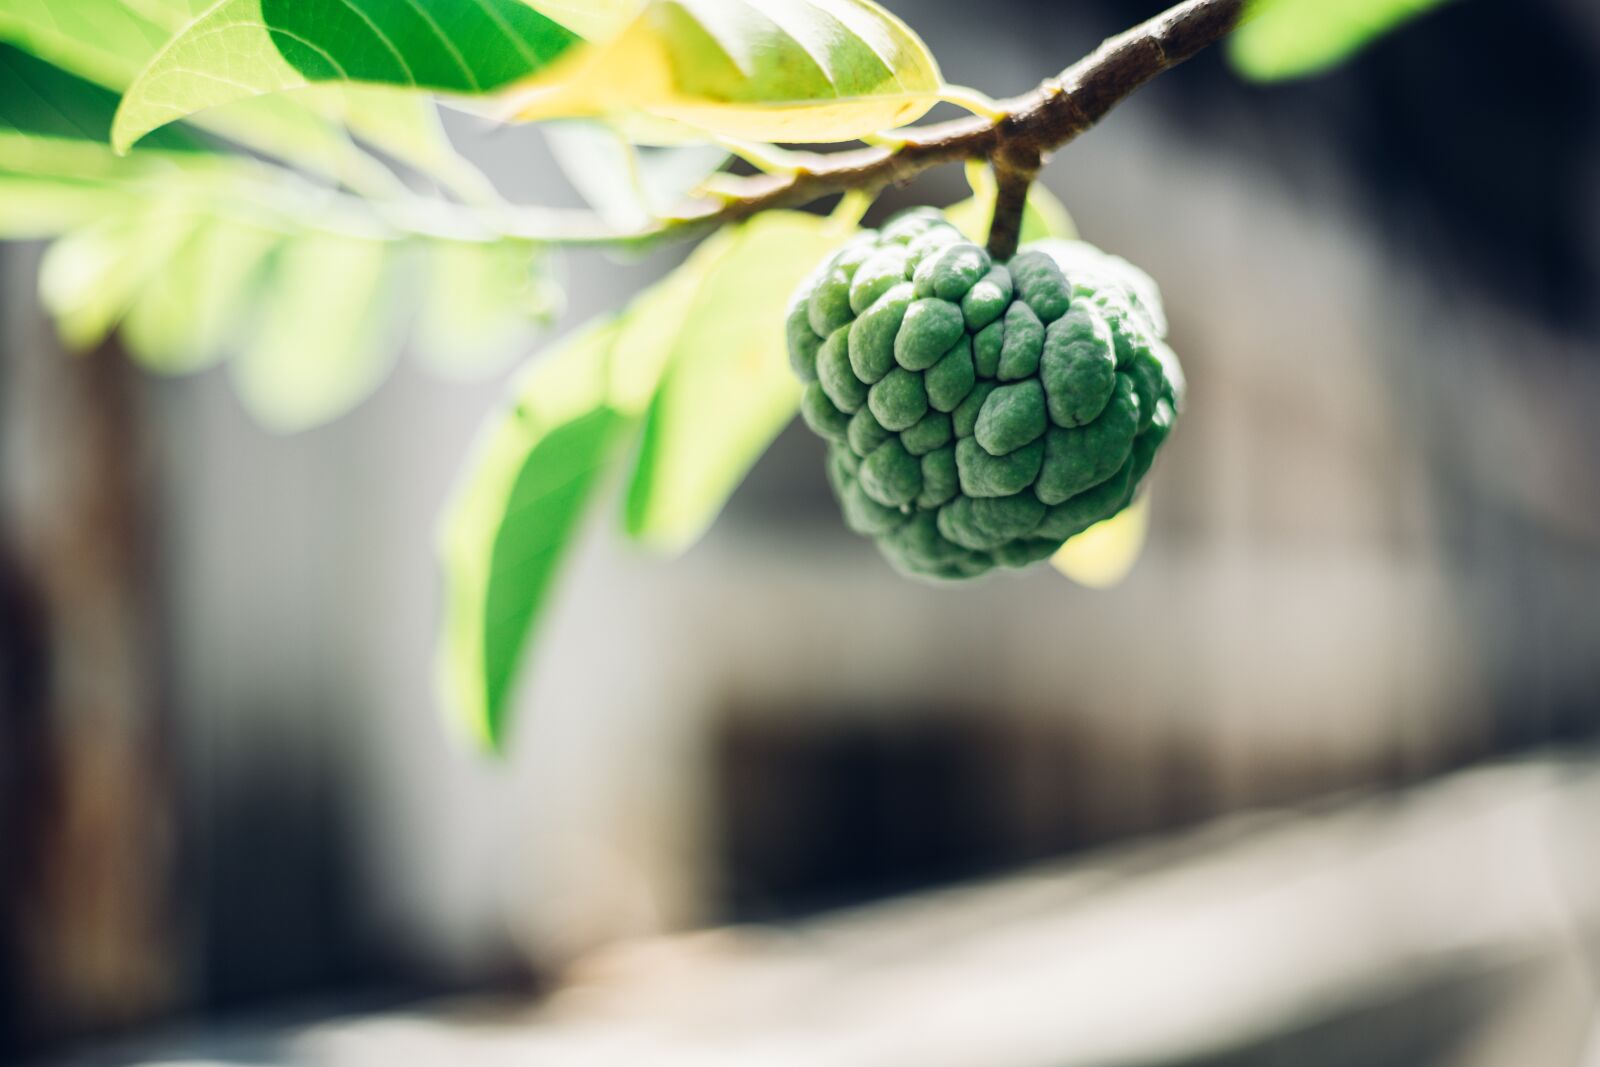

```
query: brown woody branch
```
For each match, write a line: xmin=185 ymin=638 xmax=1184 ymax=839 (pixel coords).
xmin=539 ymin=0 xmax=1246 ymax=250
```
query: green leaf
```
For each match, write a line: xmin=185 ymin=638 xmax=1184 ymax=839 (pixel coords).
xmin=0 ymin=175 xmax=133 ymax=237
xmin=37 ymin=201 xmax=200 ymax=349
xmin=0 ymin=0 xmax=173 ymax=89
xmin=0 ymin=0 xmax=380 ymax=178
xmin=544 ymin=119 xmax=727 ymax=230
xmin=437 ymin=320 xmax=628 ymax=752
xmin=112 ymin=0 xmax=582 ymax=151
xmin=0 ymin=43 xmax=221 ymax=197
xmin=122 ymin=216 xmax=281 ymax=373
xmin=437 ymin=236 xmax=734 ymax=750
xmin=331 ymin=87 xmax=500 ymax=203
xmin=523 ymin=0 xmax=642 ymax=42
xmin=625 ymin=211 xmax=852 ymax=552
xmin=0 ymin=42 xmax=199 ymax=150
xmin=1229 ymin=0 xmax=1456 ymax=81
xmin=413 ymin=237 xmax=561 ymax=379
xmin=509 ymin=0 xmax=944 ymax=144
xmin=229 ymin=231 xmax=400 ymax=432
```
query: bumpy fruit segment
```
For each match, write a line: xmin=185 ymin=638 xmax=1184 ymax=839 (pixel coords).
xmin=789 ymin=208 xmax=1182 ymax=580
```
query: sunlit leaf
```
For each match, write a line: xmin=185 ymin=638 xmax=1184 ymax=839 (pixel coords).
xmin=510 ymin=0 xmax=943 ymax=143
xmin=0 ymin=175 xmax=133 ymax=237
xmin=1051 ymin=494 xmax=1150 ymax=589
xmin=523 ymin=0 xmax=643 ymax=42
xmin=38 ymin=203 xmax=199 ymax=350
xmin=438 ymin=236 xmax=736 ymax=749
xmin=0 ymin=41 xmax=225 ymax=216
xmin=1229 ymin=0 xmax=1456 ymax=82
xmin=0 ymin=41 xmax=540 ymax=426
xmin=332 ymin=88 xmax=500 ymax=203
xmin=625 ymin=211 xmax=852 ymax=552
xmin=439 ymin=319 xmax=629 ymax=753
xmin=112 ymin=0 xmax=582 ymax=151
xmin=0 ymin=0 xmax=385 ymax=179
xmin=597 ymin=244 xmax=721 ymax=414
xmin=0 ymin=42 xmax=195 ymax=150
xmin=414 ymin=238 xmax=560 ymax=378
xmin=122 ymin=217 xmax=281 ymax=374
xmin=229 ymin=231 xmax=399 ymax=432
xmin=544 ymin=120 xmax=727 ymax=230
xmin=0 ymin=0 xmax=172 ymax=89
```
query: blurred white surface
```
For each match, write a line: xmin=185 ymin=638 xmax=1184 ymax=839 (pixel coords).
xmin=64 ymin=754 xmax=1597 ymax=1067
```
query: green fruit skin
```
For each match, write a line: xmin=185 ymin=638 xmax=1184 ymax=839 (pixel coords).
xmin=789 ymin=209 xmax=1182 ymax=579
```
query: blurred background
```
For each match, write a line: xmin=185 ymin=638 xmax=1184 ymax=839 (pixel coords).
xmin=3 ymin=0 xmax=1599 ymax=1063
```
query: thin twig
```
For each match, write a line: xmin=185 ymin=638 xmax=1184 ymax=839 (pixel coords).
xmin=408 ymin=0 xmax=1245 ymax=249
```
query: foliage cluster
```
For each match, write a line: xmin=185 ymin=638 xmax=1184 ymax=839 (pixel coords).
xmin=0 ymin=0 xmax=1452 ymax=749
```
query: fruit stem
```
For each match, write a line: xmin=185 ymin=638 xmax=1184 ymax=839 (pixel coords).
xmin=986 ymin=147 xmax=1041 ymax=261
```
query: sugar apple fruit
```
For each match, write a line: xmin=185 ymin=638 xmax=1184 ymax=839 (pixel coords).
xmin=788 ymin=207 xmax=1183 ymax=580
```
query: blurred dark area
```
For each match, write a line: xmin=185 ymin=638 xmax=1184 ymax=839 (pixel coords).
xmin=2 ymin=1 xmax=1598 ymax=1064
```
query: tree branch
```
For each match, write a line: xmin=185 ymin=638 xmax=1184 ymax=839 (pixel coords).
xmin=467 ymin=0 xmax=1246 ymax=249
xmin=641 ymin=0 xmax=1243 ymax=247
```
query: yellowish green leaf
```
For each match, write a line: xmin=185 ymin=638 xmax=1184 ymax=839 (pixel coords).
xmin=625 ymin=211 xmax=853 ymax=552
xmin=0 ymin=0 xmax=393 ymax=182
xmin=1050 ymin=494 xmax=1150 ymax=589
xmin=544 ymin=120 xmax=727 ymax=229
xmin=37 ymin=203 xmax=199 ymax=350
xmin=438 ymin=319 xmax=628 ymax=753
xmin=122 ymin=217 xmax=282 ymax=374
xmin=509 ymin=0 xmax=943 ymax=144
xmin=413 ymin=238 xmax=560 ymax=379
xmin=229 ymin=232 xmax=399 ymax=432
xmin=438 ymin=237 xmax=735 ymax=750
xmin=111 ymin=0 xmax=581 ymax=152
xmin=328 ymin=88 xmax=501 ymax=204
xmin=1229 ymin=0 xmax=1455 ymax=82
xmin=0 ymin=175 xmax=133 ymax=237
xmin=523 ymin=0 xmax=643 ymax=42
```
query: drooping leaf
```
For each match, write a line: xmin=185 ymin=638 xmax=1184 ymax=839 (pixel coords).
xmin=0 ymin=50 xmax=542 ymax=425
xmin=605 ymin=234 xmax=733 ymax=412
xmin=509 ymin=0 xmax=943 ymax=143
xmin=121 ymin=216 xmax=282 ymax=374
xmin=0 ymin=40 xmax=211 ymax=188
xmin=439 ymin=319 xmax=629 ymax=753
xmin=330 ymin=87 xmax=501 ymax=204
xmin=438 ymin=235 xmax=737 ymax=749
xmin=228 ymin=231 xmax=400 ymax=432
xmin=0 ymin=0 xmax=172 ymax=89
xmin=37 ymin=202 xmax=199 ymax=350
xmin=1051 ymin=492 xmax=1150 ymax=588
xmin=1229 ymin=0 xmax=1456 ymax=82
xmin=0 ymin=42 xmax=199 ymax=150
xmin=0 ymin=175 xmax=133 ymax=237
xmin=111 ymin=0 xmax=583 ymax=151
xmin=413 ymin=237 xmax=561 ymax=378
xmin=0 ymin=0 xmax=386 ymax=178
xmin=625 ymin=211 xmax=852 ymax=552
xmin=544 ymin=119 xmax=727 ymax=230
